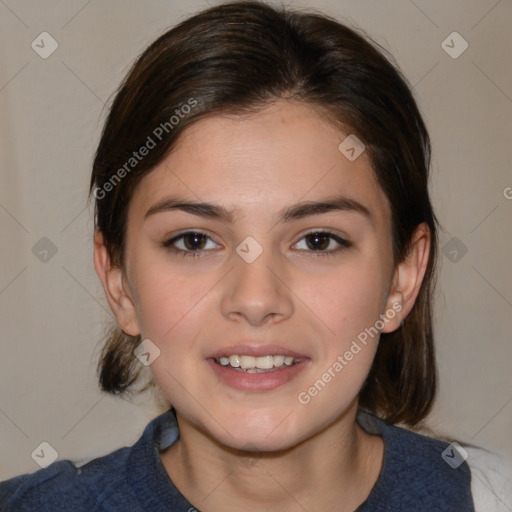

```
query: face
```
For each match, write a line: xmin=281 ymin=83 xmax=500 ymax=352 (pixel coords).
xmin=110 ymin=100 xmax=405 ymax=451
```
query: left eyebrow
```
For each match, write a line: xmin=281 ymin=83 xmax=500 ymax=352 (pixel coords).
xmin=279 ymin=195 xmax=373 ymax=224
xmin=144 ymin=194 xmax=373 ymax=225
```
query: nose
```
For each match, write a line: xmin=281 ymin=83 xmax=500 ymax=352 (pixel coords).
xmin=221 ymin=245 xmax=294 ymax=326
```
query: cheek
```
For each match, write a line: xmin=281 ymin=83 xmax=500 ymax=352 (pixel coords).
xmin=294 ymin=270 xmax=385 ymax=417
xmin=132 ymin=267 xmax=211 ymax=403
xmin=309 ymin=260 xmax=389 ymax=340
xmin=130 ymin=259 xmax=208 ymax=342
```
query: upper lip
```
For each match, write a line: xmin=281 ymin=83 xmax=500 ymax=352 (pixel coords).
xmin=208 ymin=343 xmax=309 ymax=360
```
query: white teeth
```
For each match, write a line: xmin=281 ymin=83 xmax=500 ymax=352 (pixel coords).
xmin=255 ymin=355 xmax=274 ymax=369
xmin=273 ymin=355 xmax=285 ymax=367
xmin=216 ymin=354 xmax=300 ymax=370
xmin=229 ymin=355 xmax=240 ymax=368
xmin=240 ymin=355 xmax=256 ymax=369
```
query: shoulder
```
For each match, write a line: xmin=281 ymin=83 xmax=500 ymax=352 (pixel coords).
xmin=0 ymin=410 xmax=175 ymax=512
xmin=360 ymin=411 xmax=473 ymax=479
xmin=384 ymin=425 xmax=474 ymax=509
xmin=358 ymin=412 xmax=474 ymax=510
xmin=0 ymin=446 xmax=135 ymax=511
xmin=383 ymin=421 xmax=473 ymax=481
xmin=375 ymin=416 xmax=512 ymax=511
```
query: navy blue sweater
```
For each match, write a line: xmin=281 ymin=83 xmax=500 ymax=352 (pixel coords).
xmin=0 ymin=409 xmax=475 ymax=511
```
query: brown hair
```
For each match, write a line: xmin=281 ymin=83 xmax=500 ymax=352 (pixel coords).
xmin=90 ymin=0 xmax=439 ymax=426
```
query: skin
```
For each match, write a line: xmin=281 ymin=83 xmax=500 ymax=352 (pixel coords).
xmin=95 ymin=100 xmax=430 ymax=511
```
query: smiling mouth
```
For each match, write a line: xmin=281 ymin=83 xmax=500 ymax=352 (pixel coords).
xmin=213 ymin=354 xmax=303 ymax=373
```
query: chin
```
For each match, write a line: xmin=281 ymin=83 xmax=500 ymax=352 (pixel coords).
xmin=221 ymin=431 xmax=302 ymax=454
xmin=207 ymin=410 xmax=308 ymax=453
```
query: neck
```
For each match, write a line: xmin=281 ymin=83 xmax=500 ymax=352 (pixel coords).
xmin=160 ymin=402 xmax=384 ymax=512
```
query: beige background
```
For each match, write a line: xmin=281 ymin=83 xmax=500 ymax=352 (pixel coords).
xmin=1 ymin=0 xmax=511 ymax=480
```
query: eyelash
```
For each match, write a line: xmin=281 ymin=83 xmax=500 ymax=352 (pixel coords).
xmin=161 ymin=230 xmax=352 ymax=259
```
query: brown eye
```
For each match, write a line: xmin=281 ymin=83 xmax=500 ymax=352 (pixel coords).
xmin=305 ymin=232 xmax=330 ymax=250
xmin=162 ymin=231 xmax=221 ymax=258
xmin=294 ymin=231 xmax=351 ymax=256
xmin=180 ymin=232 xmax=208 ymax=250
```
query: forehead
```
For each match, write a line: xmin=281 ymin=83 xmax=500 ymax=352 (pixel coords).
xmin=129 ymin=100 xmax=391 ymax=228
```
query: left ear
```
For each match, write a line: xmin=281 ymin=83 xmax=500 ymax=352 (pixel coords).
xmin=381 ymin=222 xmax=431 ymax=333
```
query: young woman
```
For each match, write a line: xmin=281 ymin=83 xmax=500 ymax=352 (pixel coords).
xmin=1 ymin=1 xmax=509 ymax=510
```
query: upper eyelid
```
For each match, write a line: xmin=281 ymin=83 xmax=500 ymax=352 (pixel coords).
xmin=166 ymin=229 xmax=221 ymax=245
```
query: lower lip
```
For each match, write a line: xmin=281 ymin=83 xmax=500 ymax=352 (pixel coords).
xmin=207 ymin=359 xmax=310 ymax=391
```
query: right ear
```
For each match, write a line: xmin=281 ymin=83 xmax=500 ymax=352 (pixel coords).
xmin=93 ymin=231 xmax=140 ymax=336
